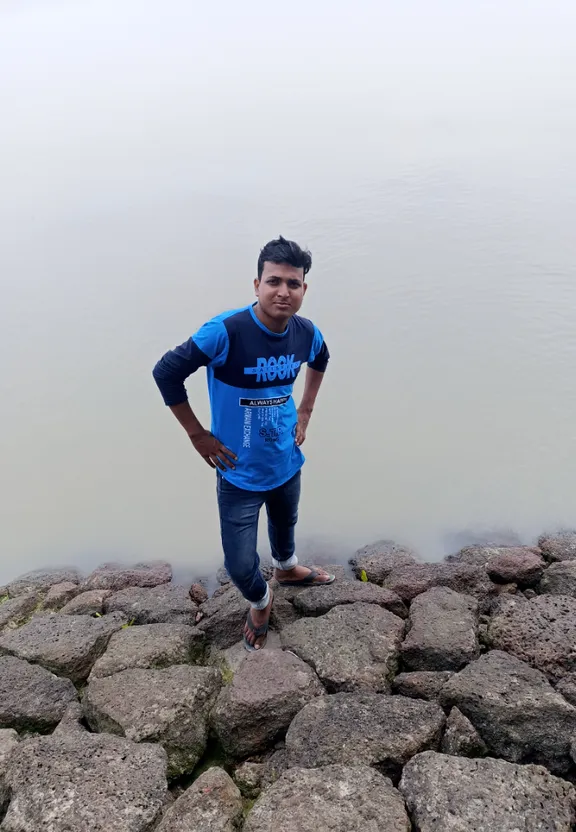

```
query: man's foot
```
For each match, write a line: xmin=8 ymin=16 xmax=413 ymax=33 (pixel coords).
xmin=274 ymin=565 xmax=335 ymax=586
xmin=243 ymin=590 xmax=273 ymax=651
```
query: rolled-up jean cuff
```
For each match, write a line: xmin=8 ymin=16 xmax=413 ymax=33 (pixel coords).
xmin=250 ymin=584 xmax=271 ymax=611
xmin=271 ymin=554 xmax=298 ymax=571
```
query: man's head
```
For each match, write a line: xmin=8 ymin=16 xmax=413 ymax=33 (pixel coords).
xmin=254 ymin=236 xmax=311 ymax=327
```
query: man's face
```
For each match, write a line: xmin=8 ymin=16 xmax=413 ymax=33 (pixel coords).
xmin=254 ymin=262 xmax=307 ymax=322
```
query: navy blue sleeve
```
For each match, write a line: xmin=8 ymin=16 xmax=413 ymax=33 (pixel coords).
xmin=308 ymin=325 xmax=330 ymax=372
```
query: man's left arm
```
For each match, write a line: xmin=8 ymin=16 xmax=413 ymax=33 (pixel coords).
xmin=296 ymin=333 xmax=330 ymax=446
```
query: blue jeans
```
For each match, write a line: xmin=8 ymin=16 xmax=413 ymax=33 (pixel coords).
xmin=216 ymin=470 xmax=301 ymax=609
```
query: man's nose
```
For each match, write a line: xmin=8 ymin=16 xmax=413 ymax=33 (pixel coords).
xmin=276 ymin=282 xmax=289 ymax=296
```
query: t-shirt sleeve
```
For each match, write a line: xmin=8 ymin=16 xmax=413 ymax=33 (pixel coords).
xmin=307 ymin=325 xmax=330 ymax=372
xmin=152 ymin=318 xmax=229 ymax=406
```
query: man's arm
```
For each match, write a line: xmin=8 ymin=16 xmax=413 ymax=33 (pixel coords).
xmin=296 ymin=335 xmax=330 ymax=446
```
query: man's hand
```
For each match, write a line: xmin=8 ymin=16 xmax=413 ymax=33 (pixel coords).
xmin=189 ymin=430 xmax=237 ymax=470
xmin=295 ymin=408 xmax=312 ymax=447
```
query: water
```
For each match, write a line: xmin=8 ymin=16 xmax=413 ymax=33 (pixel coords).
xmin=1 ymin=0 xmax=576 ymax=585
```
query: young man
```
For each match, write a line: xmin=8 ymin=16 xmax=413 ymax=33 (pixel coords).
xmin=153 ymin=236 xmax=334 ymax=650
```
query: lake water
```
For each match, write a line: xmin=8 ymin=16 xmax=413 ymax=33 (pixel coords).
xmin=1 ymin=0 xmax=576 ymax=585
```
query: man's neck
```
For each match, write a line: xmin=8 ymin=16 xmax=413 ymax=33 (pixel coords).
xmin=253 ymin=302 xmax=290 ymax=334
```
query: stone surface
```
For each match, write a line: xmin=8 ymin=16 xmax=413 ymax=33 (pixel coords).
xmin=6 ymin=568 xmax=81 ymax=599
xmin=43 ymin=582 xmax=81 ymax=610
xmin=156 ymin=767 xmax=242 ymax=832
xmin=440 ymin=650 xmax=576 ymax=773
xmin=0 ymin=729 xmax=19 ymax=814
xmin=0 ymin=728 xmax=168 ymax=831
xmin=211 ymin=649 xmax=323 ymax=759
xmin=392 ymin=670 xmax=455 ymax=701
xmin=280 ymin=602 xmax=404 ymax=693
xmin=486 ymin=549 xmax=545 ymax=586
xmin=383 ymin=562 xmax=496 ymax=607
xmin=447 ymin=544 xmax=541 ymax=566
xmin=539 ymin=561 xmax=576 ymax=597
xmin=401 ymin=587 xmax=479 ymax=672
xmin=349 ymin=540 xmax=418 ymax=583
xmin=285 ymin=692 xmax=445 ymax=778
xmin=292 ymin=580 xmax=407 ymax=618
xmin=556 ymin=672 xmax=576 ymax=706
xmin=0 ymin=595 xmax=40 ymax=634
xmin=539 ymin=531 xmax=576 ymax=562
xmin=83 ymin=665 xmax=221 ymax=778
xmin=244 ymin=765 xmax=410 ymax=832
xmin=400 ymin=751 xmax=576 ymax=832
xmin=187 ymin=583 xmax=208 ymax=605
xmin=488 ymin=594 xmax=576 ymax=681
xmin=83 ymin=561 xmax=172 ymax=592
xmin=89 ymin=623 xmax=204 ymax=678
xmin=104 ymin=584 xmax=198 ymax=626
xmin=0 ymin=656 xmax=77 ymax=733
xmin=0 ymin=612 xmax=125 ymax=683
xmin=441 ymin=706 xmax=488 ymax=757
xmin=234 ymin=762 xmax=266 ymax=799
xmin=60 ymin=589 xmax=112 ymax=615
xmin=197 ymin=584 xmax=250 ymax=649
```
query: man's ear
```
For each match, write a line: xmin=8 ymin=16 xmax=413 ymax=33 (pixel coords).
xmin=303 ymin=282 xmax=308 ymax=296
xmin=253 ymin=277 xmax=260 ymax=296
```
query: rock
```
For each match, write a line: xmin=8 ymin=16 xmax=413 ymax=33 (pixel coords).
xmin=383 ymin=562 xmax=496 ymax=608
xmin=400 ymin=751 xmax=576 ymax=832
xmin=524 ymin=588 xmax=538 ymax=599
xmin=441 ymin=707 xmax=488 ymax=757
xmin=234 ymin=762 xmax=266 ymax=799
xmin=104 ymin=584 xmax=198 ymax=626
xmin=83 ymin=561 xmax=172 ymax=592
xmin=392 ymin=671 xmax=455 ymax=701
xmin=83 ymin=665 xmax=221 ymax=778
xmin=539 ymin=561 xmax=576 ymax=597
xmin=280 ymin=602 xmax=404 ymax=693
xmin=43 ymin=582 xmax=81 ymax=610
xmin=401 ymin=587 xmax=479 ymax=672
xmin=243 ymin=765 xmax=410 ymax=832
xmin=6 ymin=568 xmax=81 ymax=599
xmin=486 ymin=549 xmax=545 ymax=586
xmin=217 ymin=562 xmax=274 ymax=587
xmin=156 ymin=766 xmax=242 ymax=832
xmin=89 ymin=623 xmax=205 ymax=678
xmin=349 ymin=540 xmax=418 ymax=583
xmin=446 ymin=544 xmax=541 ymax=566
xmin=292 ymin=580 xmax=407 ymax=618
xmin=269 ymin=594 xmax=302 ymax=631
xmin=60 ymin=589 xmax=112 ymax=615
xmin=197 ymin=584 xmax=250 ymax=649
xmin=556 ymin=673 xmax=576 ymax=706
xmin=440 ymin=650 xmax=576 ymax=773
xmin=0 ymin=594 xmax=41 ymax=633
xmin=0 ymin=656 xmax=77 ymax=733
xmin=210 ymin=649 xmax=323 ymax=759
xmin=0 ymin=612 xmax=125 ymax=683
xmin=0 ymin=729 xmax=19 ymax=814
xmin=188 ymin=583 xmax=208 ymax=605
xmin=539 ymin=531 xmax=576 ymax=562
xmin=285 ymin=692 xmax=445 ymax=779
xmin=488 ymin=595 xmax=576 ymax=681
xmin=1 ymin=727 xmax=168 ymax=831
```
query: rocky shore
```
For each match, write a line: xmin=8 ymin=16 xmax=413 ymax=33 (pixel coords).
xmin=3 ymin=533 xmax=576 ymax=829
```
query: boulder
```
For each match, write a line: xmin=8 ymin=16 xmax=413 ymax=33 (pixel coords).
xmin=488 ymin=595 xmax=576 ymax=681
xmin=89 ymin=623 xmax=205 ymax=678
xmin=446 ymin=544 xmax=541 ymax=566
xmin=210 ymin=649 xmax=323 ymax=759
xmin=292 ymin=580 xmax=407 ymax=618
xmin=104 ymin=584 xmax=198 ymax=626
xmin=401 ymin=587 xmax=479 ymax=672
xmin=156 ymin=767 xmax=242 ymax=832
xmin=349 ymin=540 xmax=418 ymax=583
xmin=60 ymin=589 xmax=112 ymax=615
xmin=233 ymin=762 xmax=266 ymax=799
xmin=556 ymin=673 xmax=576 ymax=706
xmin=43 ymin=582 xmax=81 ymax=610
xmin=0 ymin=594 xmax=41 ymax=634
xmin=244 ymin=765 xmax=410 ymax=832
xmin=0 ymin=612 xmax=125 ymax=683
xmin=0 ymin=656 xmax=77 ymax=733
xmin=285 ymin=692 xmax=445 ymax=778
xmin=486 ymin=549 xmax=545 ymax=586
xmin=83 ymin=561 xmax=172 ymax=592
xmin=83 ymin=665 xmax=221 ymax=778
xmin=539 ymin=561 xmax=576 ymax=597
xmin=280 ymin=602 xmax=404 ymax=693
xmin=440 ymin=650 xmax=576 ymax=773
xmin=6 ymin=568 xmax=81 ymax=599
xmin=196 ymin=585 xmax=250 ymax=649
xmin=539 ymin=531 xmax=576 ymax=562
xmin=0 ymin=729 xmax=19 ymax=814
xmin=400 ymin=751 xmax=576 ymax=832
xmin=441 ymin=707 xmax=487 ymax=757
xmin=392 ymin=670 xmax=455 ymax=701
xmin=0 ymin=727 xmax=168 ymax=831
xmin=383 ymin=562 xmax=496 ymax=608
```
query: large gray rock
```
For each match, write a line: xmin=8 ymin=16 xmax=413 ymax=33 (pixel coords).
xmin=349 ymin=540 xmax=418 ymax=583
xmin=280 ymin=602 xmax=404 ymax=693
xmin=60 ymin=589 xmax=112 ymax=615
xmin=104 ymin=584 xmax=198 ymax=626
xmin=556 ymin=672 xmax=576 ymax=706
xmin=292 ymin=580 xmax=407 ymax=618
xmin=197 ymin=585 xmax=250 ymax=649
xmin=83 ymin=665 xmax=221 ymax=778
xmin=0 ymin=728 xmax=168 ymax=831
xmin=211 ymin=649 xmax=323 ymax=759
xmin=0 ymin=612 xmax=125 ymax=683
xmin=401 ymin=587 xmax=479 ymax=672
xmin=156 ymin=767 xmax=242 ymax=832
xmin=400 ymin=751 xmax=576 ymax=832
xmin=440 ymin=650 xmax=576 ymax=773
xmin=486 ymin=549 xmax=545 ymax=586
xmin=6 ymin=568 xmax=81 ymax=599
xmin=447 ymin=544 xmax=540 ymax=567
xmin=89 ymin=623 xmax=204 ymax=678
xmin=83 ymin=561 xmax=172 ymax=592
xmin=233 ymin=762 xmax=267 ymax=799
xmin=0 ymin=730 xmax=19 ymax=815
xmin=0 ymin=656 xmax=77 ymax=733
xmin=539 ymin=561 xmax=576 ymax=597
xmin=285 ymin=692 xmax=445 ymax=778
xmin=441 ymin=707 xmax=488 ymax=757
xmin=539 ymin=531 xmax=576 ymax=562
xmin=244 ymin=765 xmax=410 ymax=832
xmin=383 ymin=562 xmax=497 ymax=607
xmin=488 ymin=595 xmax=576 ymax=681
xmin=0 ymin=595 xmax=40 ymax=634
xmin=392 ymin=671 xmax=455 ymax=701
xmin=43 ymin=582 xmax=82 ymax=610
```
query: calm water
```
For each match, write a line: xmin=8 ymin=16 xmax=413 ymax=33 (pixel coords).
xmin=1 ymin=1 xmax=576 ymax=585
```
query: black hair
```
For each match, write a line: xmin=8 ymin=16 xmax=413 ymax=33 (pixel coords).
xmin=257 ymin=236 xmax=312 ymax=280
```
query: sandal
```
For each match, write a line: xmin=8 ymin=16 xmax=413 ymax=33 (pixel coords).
xmin=242 ymin=591 xmax=273 ymax=652
xmin=276 ymin=567 xmax=336 ymax=587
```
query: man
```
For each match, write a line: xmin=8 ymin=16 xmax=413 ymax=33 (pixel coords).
xmin=153 ymin=236 xmax=334 ymax=650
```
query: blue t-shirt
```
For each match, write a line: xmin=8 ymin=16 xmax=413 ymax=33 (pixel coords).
xmin=153 ymin=304 xmax=330 ymax=491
